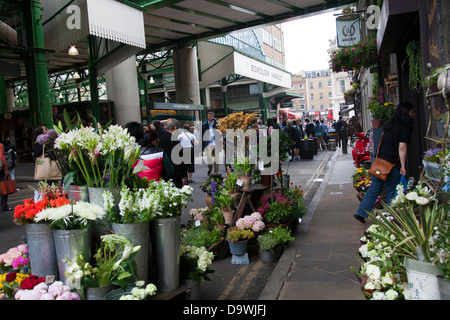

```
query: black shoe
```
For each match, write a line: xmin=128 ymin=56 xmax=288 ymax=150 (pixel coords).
xmin=353 ymin=214 xmax=365 ymax=224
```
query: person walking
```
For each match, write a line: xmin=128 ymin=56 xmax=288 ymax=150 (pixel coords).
xmin=0 ymin=136 xmax=11 ymax=212
xmin=314 ymin=120 xmax=326 ymax=150
xmin=179 ymin=124 xmax=198 ymax=183
xmin=353 ymin=102 xmax=415 ymax=223
xmin=202 ymin=112 xmax=220 ymax=176
xmin=320 ymin=119 xmax=329 ymax=149
xmin=336 ymin=116 xmax=347 ymax=150
xmin=158 ymin=118 xmax=188 ymax=188
xmin=285 ymin=120 xmax=301 ymax=160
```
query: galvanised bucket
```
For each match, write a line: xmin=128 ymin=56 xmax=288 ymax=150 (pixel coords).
xmin=150 ymin=216 xmax=181 ymax=293
xmin=112 ymin=222 xmax=150 ymax=282
xmin=53 ymin=228 xmax=91 ymax=286
xmin=88 ymin=187 xmax=121 ymax=246
xmin=25 ymin=223 xmax=58 ymax=281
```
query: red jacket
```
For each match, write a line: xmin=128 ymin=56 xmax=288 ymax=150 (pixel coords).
xmin=136 ymin=149 xmax=164 ymax=181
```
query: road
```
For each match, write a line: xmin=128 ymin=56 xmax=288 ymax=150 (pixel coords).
xmin=0 ymin=149 xmax=334 ymax=300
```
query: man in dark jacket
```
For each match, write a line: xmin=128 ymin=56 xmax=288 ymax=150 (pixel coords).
xmin=201 ymin=112 xmax=220 ymax=175
xmin=158 ymin=118 xmax=187 ymax=188
xmin=304 ymin=119 xmax=315 ymax=137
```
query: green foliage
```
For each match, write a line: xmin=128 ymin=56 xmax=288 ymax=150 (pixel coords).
xmin=329 ymin=38 xmax=380 ymax=72
xmin=226 ymin=228 xmax=254 ymax=242
xmin=182 ymin=225 xmax=222 ymax=248
xmin=257 ymin=226 xmax=295 ymax=251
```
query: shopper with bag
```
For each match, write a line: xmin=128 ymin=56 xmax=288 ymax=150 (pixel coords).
xmin=0 ymin=137 xmax=12 ymax=212
xmin=353 ymin=102 xmax=415 ymax=223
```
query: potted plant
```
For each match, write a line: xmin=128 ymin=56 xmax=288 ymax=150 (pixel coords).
xmin=106 ymin=281 xmax=157 ymax=300
xmin=367 ymin=100 xmax=395 ymax=128
xmin=179 ymin=245 xmax=215 ymax=299
xmin=63 ymin=234 xmax=141 ymax=300
xmin=34 ymin=200 xmax=106 ymax=284
xmin=103 ymin=185 xmax=162 ymax=282
xmin=367 ymin=202 xmax=447 ymax=300
xmin=226 ymin=228 xmax=254 ymax=256
xmin=235 ymin=212 xmax=265 ymax=234
xmin=329 ymin=38 xmax=381 ymax=73
xmin=12 ymin=185 xmax=70 ymax=280
xmin=344 ymin=86 xmax=357 ymax=105
xmin=430 ymin=214 xmax=450 ymax=299
xmin=257 ymin=226 xmax=295 ymax=263
xmin=199 ymin=174 xmax=224 ymax=207
xmin=257 ymin=192 xmax=295 ymax=228
xmin=234 ymin=157 xmax=253 ymax=190
xmin=149 ymin=180 xmax=193 ymax=292
xmin=422 ymin=147 xmax=447 ymax=181
xmin=354 ymin=224 xmax=408 ymax=300
xmin=214 ymin=190 xmax=235 ymax=225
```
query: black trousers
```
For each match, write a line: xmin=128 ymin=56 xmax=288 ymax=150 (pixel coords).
xmin=0 ymin=171 xmax=8 ymax=211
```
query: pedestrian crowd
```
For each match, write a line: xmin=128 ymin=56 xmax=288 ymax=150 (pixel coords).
xmin=1 ymin=112 xmax=363 ymax=213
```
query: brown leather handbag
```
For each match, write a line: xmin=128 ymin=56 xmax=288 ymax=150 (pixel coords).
xmin=368 ymin=132 xmax=398 ymax=181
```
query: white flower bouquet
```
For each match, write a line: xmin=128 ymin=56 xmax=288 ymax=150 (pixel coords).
xmin=64 ymin=234 xmax=141 ymax=293
xmin=155 ymin=180 xmax=193 ymax=218
xmin=180 ymin=245 xmax=215 ymax=281
xmin=355 ymin=224 xmax=409 ymax=300
xmin=55 ymin=125 xmax=143 ymax=188
xmin=34 ymin=201 xmax=105 ymax=230
xmin=119 ymin=281 xmax=157 ymax=300
xmin=391 ymin=180 xmax=436 ymax=208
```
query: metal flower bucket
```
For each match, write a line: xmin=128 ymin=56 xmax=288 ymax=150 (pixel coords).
xmin=26 ymin=223 xmax=58 ymax=281
xmin=88 ymin=187 xmax=121 ymax=245
xmin=112 ymin=222 xmax=150 ymax=282
xmin=150 ymin=216 xmax=181 ymax=292
xmin=53 ymin=228 xmax=91 ymax=285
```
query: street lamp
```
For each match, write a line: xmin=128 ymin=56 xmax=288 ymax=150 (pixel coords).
xmin=68 ymin=45 xmax=79 ymax=56
xmin=149 ymin=76 xmax=155 ymax=84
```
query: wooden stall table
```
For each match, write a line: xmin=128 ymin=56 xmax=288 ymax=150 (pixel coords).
xmin=231 ymin=183 xmax=269 ymax=226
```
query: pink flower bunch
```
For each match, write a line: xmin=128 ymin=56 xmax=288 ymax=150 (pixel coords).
xmin=0 ymin=244 xmax=29 ymax=271
xmin=189 ymin=207 xmax=208 ymax=221
xmin=257 ymin=193 xmax=292 ymax=215
xmin=236 ymin=212 xmax=265 ymax=232
xmin=15 ymin=281 xmax=81 ymax=300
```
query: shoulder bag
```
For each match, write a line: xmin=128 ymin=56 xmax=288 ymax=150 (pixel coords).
xmin=368 ymin=131 xmax=398 ymax=181
xmin=34 ymin=145 xmax=62 ymax=181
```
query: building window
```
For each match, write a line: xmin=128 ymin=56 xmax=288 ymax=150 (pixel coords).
xmin=300 ymin=104 xmax=305 ymax=110
xmin=310 ymin=82 xmax=314 ymax=89
xmin=328 ymin=91 xmax=332 ymax=98
xmin=290 ymin=84 xmax=294 ymax=90
xmin=310 ymin=93 xmax=314 ymax=100
xmin=319 ymin=92 xmax=323 ymax=100
xmin=298 ymin=83 xmax=304 ymax=89
xmin=327 ymin=81 xmax=331 ymax=87
xmin=318 ymin=82 xmax=322 ymax=88
xmin=339 ymin=80 xmax=346 ymax=93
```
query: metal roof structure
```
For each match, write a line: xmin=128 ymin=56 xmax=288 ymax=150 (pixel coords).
xmin=0 ymin=0 xmax=355 ymax=83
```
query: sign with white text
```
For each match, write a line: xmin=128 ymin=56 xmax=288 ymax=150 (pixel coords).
xmin=336 ymin=14 xmax=361 ymax=47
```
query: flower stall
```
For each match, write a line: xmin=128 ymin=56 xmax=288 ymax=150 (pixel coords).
xmin=353 ymin=171 xmax=450 ymax=300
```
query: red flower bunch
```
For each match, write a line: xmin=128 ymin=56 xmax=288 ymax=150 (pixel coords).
xmin=13 ymin=196 xmax=70 ymax=224
xmin=20 ymin=275 xmax=45 ymax=290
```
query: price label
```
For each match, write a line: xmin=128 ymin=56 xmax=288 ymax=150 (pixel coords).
xmin=236 ymin=179 xmax=243 ymax=186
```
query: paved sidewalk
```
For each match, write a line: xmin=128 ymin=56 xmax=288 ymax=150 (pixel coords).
xmin=260 ymin=149 xmax=367 ymax=300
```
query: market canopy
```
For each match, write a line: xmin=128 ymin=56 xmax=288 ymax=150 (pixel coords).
xmin=0 ymin=0 xmax=356 ymax=82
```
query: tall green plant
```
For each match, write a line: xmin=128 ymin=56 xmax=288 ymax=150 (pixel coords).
xmin=367 ymin=202 xmax=446 ymax=263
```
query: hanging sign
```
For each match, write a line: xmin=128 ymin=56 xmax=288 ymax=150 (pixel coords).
xmin=336 ymin=11 xmax=361 ymax=47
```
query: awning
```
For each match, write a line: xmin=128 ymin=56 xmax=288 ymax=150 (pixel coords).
xmin=279 ymin=109 xmax=302 ymax=120
xmin=376 ymin=0 xmax=420 ymax=55
xmin=264 ymin=91 xmax=303 ymax=106
xmin=198 ymin=41 xmax=291 ymax=89
xmin=42 ymin=0 xmax=146 ymax=75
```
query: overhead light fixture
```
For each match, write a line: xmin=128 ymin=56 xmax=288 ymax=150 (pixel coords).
xmin=149 ymin=76 xmax=155 ymax=84
xmin=68 ymin=45 xmax=79 ymax=56
xmin=73 ymin=71 xmax=80 ymax=79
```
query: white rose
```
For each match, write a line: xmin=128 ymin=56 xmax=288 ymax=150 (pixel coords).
xmin=405 ymin=191 xmax=418 ymax=201
xmin=385 ymin=289 xmax=399 ymax=300
xmin=415 ymin=196 xmax=429 ymax=205
xmin=366 ymin=264 xmax=381 ymax=280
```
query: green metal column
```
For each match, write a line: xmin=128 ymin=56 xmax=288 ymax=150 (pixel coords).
xmin=23 ymin=0 xmax=53 ymax=128
xmin=87 ymin=35 xmax=101 ymax=122
xmin=221 ymin=78 xmax=228 ymax=116
xmin=0 ymin=76 xmax=7 ymax=114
